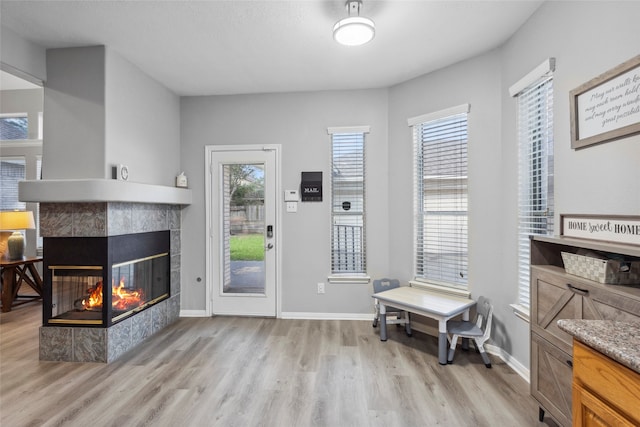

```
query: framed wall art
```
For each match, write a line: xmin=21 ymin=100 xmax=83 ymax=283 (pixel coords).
xmin=570 ymin=55 xmax=640 ymax=149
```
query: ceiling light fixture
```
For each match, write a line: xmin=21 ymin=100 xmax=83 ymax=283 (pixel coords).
xmin=333 ymin=0 xmax=375 ymax=46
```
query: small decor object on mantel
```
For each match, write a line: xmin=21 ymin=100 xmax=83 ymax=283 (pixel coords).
xmin=570 ymin=55 xmax=640 ymax=149
xmin=112 ymin=164 xmax=129 ymax=181
xmin=175 ymin=172 xmax=188 ymax=188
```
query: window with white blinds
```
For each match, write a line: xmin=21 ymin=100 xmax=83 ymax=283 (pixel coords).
xmin=329 ymin=128 xmax=368 ymax=275
xmin=0 ymin=116 xmax=28 ymax=140
xmin=513 ymin=62 xmax=554 ymax=311
xmin=409 ymin=105 xmax=469 ymax=289
xmin=0 ymin=157 xmax=27 ymax=211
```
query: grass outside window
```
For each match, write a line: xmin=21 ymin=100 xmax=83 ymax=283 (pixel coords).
xmin=230 ymin=234 xmax=264 ymax=261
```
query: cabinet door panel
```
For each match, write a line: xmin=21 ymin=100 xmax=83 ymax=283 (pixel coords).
xmin=531 ymin=332 xmax=573 ymax=427
xmin=532 ymin=267 xmax=581 ymax=352
xmin=582 ymin=283 xmax=640 ymax=322
xmin=573 ymin=385 xmax=636 ymax=427
xmin=573 ymin=341 xmax=640 ymax=426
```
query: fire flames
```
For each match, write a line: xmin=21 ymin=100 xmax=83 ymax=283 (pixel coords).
xmin=82 ymin=277 xmax=144 ymax=311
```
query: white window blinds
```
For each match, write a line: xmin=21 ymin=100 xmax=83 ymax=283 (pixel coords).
xmin=513 ymin=64 xmax=554 ymax=309
xmin=0 ymin=116 xmax=28 ymax=140
xmin=409 ymin=105 xmax=469 ymax=289
xmin=329 ymin=129 xmax=367 ymax=275
xmin=0 ymin=157 xmax=27 ymax=210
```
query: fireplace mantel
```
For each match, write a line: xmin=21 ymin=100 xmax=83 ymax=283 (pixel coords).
xmin=19 ymin=179 xmax=191 ymax=205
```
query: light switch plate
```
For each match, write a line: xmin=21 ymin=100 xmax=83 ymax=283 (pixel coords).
xmin=284 ymin=190 xmax=299 ymax=202
xmin=286 ymin=201 xmax=298 ymax=213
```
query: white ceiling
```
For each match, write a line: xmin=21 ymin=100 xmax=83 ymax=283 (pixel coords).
xmin=1 ymin=0 xmax=543 ymax=96
xmin=0 ymin=70 xmax=41 ymax=90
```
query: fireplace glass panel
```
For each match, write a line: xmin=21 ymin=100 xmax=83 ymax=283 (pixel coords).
xmin=50 ymin=266 xmax=104 ymax=324
xmin=48 ymin=253 xmax=169 ymax=326
xmin=111 ymin=254 xmax=169 ymax=322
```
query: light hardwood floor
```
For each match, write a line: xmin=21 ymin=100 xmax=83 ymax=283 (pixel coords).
xmin=1 ymin=302 xmax=559 ymax=427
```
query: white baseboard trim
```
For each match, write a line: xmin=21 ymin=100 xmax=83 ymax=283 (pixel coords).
xmin=280 ymin=312 xmax=372 ymax=321
xmin=485 ymin=343 xmax=530 ymax=383
xmin=179 ymin=311 xmax=374 ymax=320
xmin=406 ymin=323 xmax=530 ymax=383
xmin=179 ymin=309 xmax=209 ymax=317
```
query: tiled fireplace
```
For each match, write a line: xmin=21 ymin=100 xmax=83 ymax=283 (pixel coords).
xmin=38 ymin=202 xmax=182 ymax=363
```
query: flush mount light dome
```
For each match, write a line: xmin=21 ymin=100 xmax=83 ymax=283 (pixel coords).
xmin=333 ymin=1 xmax=375 ymax=46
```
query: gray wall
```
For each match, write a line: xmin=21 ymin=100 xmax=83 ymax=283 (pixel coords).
xmin=42 ymin=46 xmax=180 ymax=184
xmin=105 ymin=48 xmax=181 ymax=186
xmin=498 ymin=0 xmax=640 ymax=366
xmin=43 ymin=46 xmax=106 ymax=179
xmin=388 ymin=1 xmax=640 ymax=368
xmin=387 ymin=50 xmax=506 ymax=347
xmin=180 ymin=90 xmax=389 ymax=313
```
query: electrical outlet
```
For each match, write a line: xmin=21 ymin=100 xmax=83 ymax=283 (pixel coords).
xmin=317 ymin=282 xmax=325 ymax=294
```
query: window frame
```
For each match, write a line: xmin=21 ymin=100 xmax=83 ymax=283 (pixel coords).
xmin=327 ymin=126 xmax=370 ymax=285
xmin=408 ymin=104 xmax=470 ymax=292
xmin=509 ymin=58 xmax=555 ymax=321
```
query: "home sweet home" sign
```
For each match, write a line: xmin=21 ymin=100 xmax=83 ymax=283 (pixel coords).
xmin=561 ymin=214 xmax=640 ymax=246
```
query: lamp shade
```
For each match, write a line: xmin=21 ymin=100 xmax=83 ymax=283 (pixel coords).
xmin=333 ymin=16 xmax=375 ymax=46
xmin=0 ymin=211 xmax=35 ymax=260
xmin=0 ymin=210 xmax=36 ymax=230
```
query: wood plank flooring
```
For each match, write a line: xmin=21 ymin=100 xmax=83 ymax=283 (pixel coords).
xmin=1 ymin=303 xmax=559 ymax=427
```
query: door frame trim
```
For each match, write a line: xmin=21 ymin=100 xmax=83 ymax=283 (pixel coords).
xmin=204 ymin=144 xmax=282 ymax=317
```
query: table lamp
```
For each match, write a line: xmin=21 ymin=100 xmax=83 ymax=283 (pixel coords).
xmin=0 ymin=210 xmax=36 ymax=260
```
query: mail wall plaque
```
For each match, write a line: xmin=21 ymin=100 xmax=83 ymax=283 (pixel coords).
xmin=301 ymin=171 xmax=322 ymax=202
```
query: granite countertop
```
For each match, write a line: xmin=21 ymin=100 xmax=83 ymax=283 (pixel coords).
xmin=557 ymin=319 xmax=640 ymax=374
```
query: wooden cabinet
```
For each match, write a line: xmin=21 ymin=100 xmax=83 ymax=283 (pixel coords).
xmin=531 ymin=332 xmax=573 ymax=427
xmin=530 ymin=236 xmax=640 ymax=426
xmin=572 ymin=340 xmax=640 ymax=426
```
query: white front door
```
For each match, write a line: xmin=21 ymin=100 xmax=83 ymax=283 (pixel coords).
xmin=206 ymin=145 xmax=280 ymax=317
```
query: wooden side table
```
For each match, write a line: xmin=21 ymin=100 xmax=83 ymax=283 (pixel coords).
xmin=0 ymin=256 xmax=43 ymax=313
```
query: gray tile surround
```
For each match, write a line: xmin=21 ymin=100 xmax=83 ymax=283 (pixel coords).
xmin=39 ymin=326 xmax=72 ymax=361
xmin=39 ymin=296 xmax=180 ymax=363
xmin=40 ymin=202 xmax=179 ymax=237
xmin=39 ymin=202 xmax=183 ymax=363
